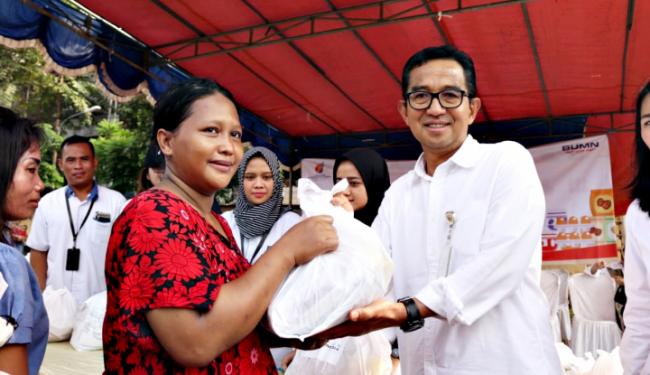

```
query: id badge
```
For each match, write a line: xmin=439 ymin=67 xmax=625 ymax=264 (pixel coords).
xmin=65 ymin=248 xmax=80 ymax=271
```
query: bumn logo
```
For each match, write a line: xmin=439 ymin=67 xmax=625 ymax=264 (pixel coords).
xmin=562 ymin=141 xmax=599 ymax=154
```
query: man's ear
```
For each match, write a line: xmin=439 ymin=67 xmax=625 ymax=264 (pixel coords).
xmin=157 ymin=128 xmax=173 ymax=157
xmin=397 ymin=100 xmax=408 ymax=126
xmin=56 ymin=157 xmax=63 ymax=171
xmin=468 ymin=97 xmax=482 ymax=126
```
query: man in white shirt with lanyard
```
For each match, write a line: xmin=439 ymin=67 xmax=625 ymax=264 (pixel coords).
xmin=323 ymin=46 xmax=561 ymax=374
xmin=28 ymin=135 xmax=125 ymax=304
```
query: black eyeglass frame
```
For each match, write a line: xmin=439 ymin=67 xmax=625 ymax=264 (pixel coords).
xmin=404 ymin=89 xmax=470 ymax=110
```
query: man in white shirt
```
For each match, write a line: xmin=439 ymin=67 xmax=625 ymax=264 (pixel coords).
xmin=28 ymin=136 xmax=125 ymax=304
xmin=323 ymin=46 xmax=561 ymax=374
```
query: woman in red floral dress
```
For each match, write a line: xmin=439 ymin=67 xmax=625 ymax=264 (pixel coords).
xmin=103 ymin=78 xmax=339 ymax=374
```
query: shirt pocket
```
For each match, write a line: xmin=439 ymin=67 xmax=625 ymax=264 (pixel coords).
xmin=90 ymin=220 xmax=113 ymax=248
xmin=450 ymin=202 xmax=488 ymax=263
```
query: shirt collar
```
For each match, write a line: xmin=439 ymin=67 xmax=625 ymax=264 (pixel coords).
xmin=65 ymin=182 xmax=98 ymax=201
xmin=448 ymin=134 xmax=480 ymax=169
xmin=413 ymin=135 xmax=480 ymax=178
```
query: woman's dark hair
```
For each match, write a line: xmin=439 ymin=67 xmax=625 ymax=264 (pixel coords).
xmin=0 ymin=106 xmax=43 ymax=221
xmin=152 ymin=78 xmax=237 ymax=140
xmin=631 ymin=82 xmax=650 ymax=214
xmin=136 ymin=142 xmax=166 ymax=193
xmin=401 ymin=45 xmax=477 ymax=99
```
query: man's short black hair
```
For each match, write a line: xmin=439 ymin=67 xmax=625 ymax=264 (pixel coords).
xmin=60 ymin=135 xmax=95 ymax=157
xmin=401 ymin=45 xmax=478 ymax=99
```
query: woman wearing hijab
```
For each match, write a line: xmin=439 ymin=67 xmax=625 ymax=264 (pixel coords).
xmin=223 ymin=146 xmax=301 ymax=369
xmin=223 ymin=146 xmax=301 ymax=264
xmin=333 ymin=148 xmax=391 ymax=226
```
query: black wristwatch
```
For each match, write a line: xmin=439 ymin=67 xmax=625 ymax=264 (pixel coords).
xmin=397 ymin=296 xmax=424 ymax=332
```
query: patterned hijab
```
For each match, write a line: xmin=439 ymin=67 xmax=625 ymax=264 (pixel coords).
xmin=234 ymin=147 xmax=286 ymax=238
xmin=333 ymin=148 xmax=391 ymax=226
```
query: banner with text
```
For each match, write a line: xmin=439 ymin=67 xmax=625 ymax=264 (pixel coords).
xmin=530 ymin=135 xmax=618 ymax=263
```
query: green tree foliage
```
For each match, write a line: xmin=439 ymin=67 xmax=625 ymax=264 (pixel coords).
xmin=0 ymin=46 xmax=95 ymax=130
xmin=93 ymin=120 xmax=142 ymax=194
xmin=0 ymin=44 xmax=154 ymax=195
xmin=38 ymin=123 xmax=65 ymax=188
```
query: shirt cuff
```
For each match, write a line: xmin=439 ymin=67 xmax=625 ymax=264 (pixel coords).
xmin=414 ymin=278 xmax=466 ymax=324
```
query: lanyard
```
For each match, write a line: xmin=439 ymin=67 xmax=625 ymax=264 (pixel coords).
xmin=240 ymin=231 xmax=270 ymax=264
xmin=65 ymin=195 xmax=97 ymax=248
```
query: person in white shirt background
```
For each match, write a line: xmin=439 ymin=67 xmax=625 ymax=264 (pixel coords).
xmin=222 ymin=146 xmax=301 ymax=370
xmin=27 ymin=135 xmax=125 ymax=304
xmin=321 ymin=45 xmax=561 ymax=375
xmin=620 ymin=81 xmax=650 ymax=375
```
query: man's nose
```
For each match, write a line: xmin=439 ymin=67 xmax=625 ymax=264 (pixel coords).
xmin=426 ymin=97 xmax=447 ymax=116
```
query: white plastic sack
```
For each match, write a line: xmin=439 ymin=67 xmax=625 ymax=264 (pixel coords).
xmin=267 ymin=178 xmax=393 ymax=339
xmin=589 ymin=347 xmax=623 ymax=375
xmin=43 ymin=286 xmax=77 ymax=342
xmin=70 ymin=291 xmax=106 ymax=351
xmin=286 ymin=331 xmax=392 ymax=375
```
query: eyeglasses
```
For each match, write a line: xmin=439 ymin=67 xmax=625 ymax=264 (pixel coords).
xmin=405 ymin=89 xmax=468 ymax=110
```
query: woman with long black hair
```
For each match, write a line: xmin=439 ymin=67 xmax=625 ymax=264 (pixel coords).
xmin=621 ymin=82 xmax=650 ymax=374
xmin=0 ymin=107 xmax=48 ymax=375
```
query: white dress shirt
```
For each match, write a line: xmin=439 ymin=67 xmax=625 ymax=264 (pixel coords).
xmin=373 ymin=135 xmax=561 ymax=375
xmin=621 ymin=199 xmax=650 ymax=375
xmin=26 ymin=185 xmax=125 ymax=304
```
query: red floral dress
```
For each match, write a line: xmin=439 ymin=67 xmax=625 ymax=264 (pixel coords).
xmin=103 ymin=189 xmax=276 ymax=375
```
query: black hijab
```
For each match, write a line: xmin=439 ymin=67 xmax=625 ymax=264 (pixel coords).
xmin=333 ymin=148 xmax=390 ymax=226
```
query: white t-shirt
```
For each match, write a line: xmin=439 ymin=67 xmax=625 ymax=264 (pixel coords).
xmin=222 ymin=210 xmax=301 ymax=264
xmin=372 ymin=135 xmax=561 ymax=374
xmin=621 ymin=199 xmax=650 ymax=374
xmin=26 ymin=185 xmax=125 ymax=304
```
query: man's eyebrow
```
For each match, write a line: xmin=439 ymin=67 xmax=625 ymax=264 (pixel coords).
xmin=409 ymin=84 xmax=463 ymax=92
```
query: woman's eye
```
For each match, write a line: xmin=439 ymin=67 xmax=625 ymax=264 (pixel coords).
xmin=231 ymin=130 xmax=242 ymax=139
xmin=204 ymin=127 xmax=219 ymax=134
